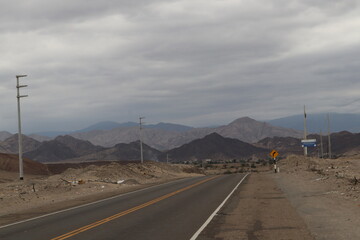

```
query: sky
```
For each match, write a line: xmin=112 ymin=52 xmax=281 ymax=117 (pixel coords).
xmin=1 ymin=0 xmax=360 ymax=133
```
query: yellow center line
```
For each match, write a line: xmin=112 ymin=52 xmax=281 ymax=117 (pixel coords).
xmin=51 ymin=176 xmax=218 ymax=240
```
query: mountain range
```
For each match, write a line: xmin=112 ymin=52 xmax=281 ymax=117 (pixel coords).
xmin=268 ymin=113 xmax=360 ymax=133
xmin=68 ymin=117 xmax=302 ymax=150
xmin=160 ymin=133 xmax=268 ymax=162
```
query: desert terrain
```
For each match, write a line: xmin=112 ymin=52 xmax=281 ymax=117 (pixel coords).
xmin=1 ymin=155 xmax=359 ymax=239
xmin=0 ymin=161 xmax=203 ymax=226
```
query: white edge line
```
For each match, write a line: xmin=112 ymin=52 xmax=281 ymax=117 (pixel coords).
xmin=0 ymin=176 xmax=203 ymax=230
xmin=189 ymin=173 xmax=249 ymax=240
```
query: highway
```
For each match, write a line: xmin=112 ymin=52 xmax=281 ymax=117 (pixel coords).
xmin=0 ymin=174 xmax=247 ymax=240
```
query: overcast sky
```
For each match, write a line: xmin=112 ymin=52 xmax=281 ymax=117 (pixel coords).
xmin=1 ymin=0 xmax=360 ymax=133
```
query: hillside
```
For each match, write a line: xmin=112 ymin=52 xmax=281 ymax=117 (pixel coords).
xmin=24 ymin=136 xmax=105 ymax=163
xmin=215 ymin=117 xmax=302 ymax=143
xmin=0 ymin=153 xmax=50 ymax=175
xmin=161 ymin=133 xmax=268 ymax=162
xmin=0 ymin=131 xmax=12 ymax=141
xmin=255 ymin=136 xmax=303 ymax=156
xmin=0 ymin=134 xmax=41 ymax=154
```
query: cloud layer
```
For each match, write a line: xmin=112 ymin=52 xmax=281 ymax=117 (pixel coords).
xmin=1 ymin=0 xmax=360 ymax=132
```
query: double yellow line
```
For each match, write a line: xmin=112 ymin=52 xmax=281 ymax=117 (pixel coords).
xmin=51 ymin=176 xmax=217 ymax=240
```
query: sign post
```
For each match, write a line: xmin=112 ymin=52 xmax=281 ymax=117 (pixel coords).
xmin=269 ymin=150 xmax=279 ymax=173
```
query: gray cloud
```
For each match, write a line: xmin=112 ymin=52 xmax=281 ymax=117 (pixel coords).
xmin=1 ymin=0 xmax=359 ymax=133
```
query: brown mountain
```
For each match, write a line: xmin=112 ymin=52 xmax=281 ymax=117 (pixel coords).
xmin=24 ymin=135 xmax=105 ymax=163
xmin=161 ymin=133 xmax=268 ymax=162
xmin=69 ymin=117 xmax=302 ymax=150
xmin=0 ymin=153 xmax=50 ymax=175
xmin=214 ymin=117 xmax=302 ymax=143
xmin=68 ymin=141 xmax=161 ymax=162
xmin=308 ymin=131 xmax=360 ymax=156
xmin=255 ymin=131 xmax=360 ymax=157
xmin=0 ymin=134 xmax=41 ymax=154
xmin=255 ymin=136 xmax=303 ymax=156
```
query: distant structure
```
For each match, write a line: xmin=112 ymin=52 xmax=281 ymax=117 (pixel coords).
xmin=303 ymin=105 xmax=308 ymax=157
xmin=327 ymin=113 xmax=332 ymax=159
xmin=16 ymin=75 xmax=28 ymax=180
xmin=139 ymin=116 xmax=145 ymax=163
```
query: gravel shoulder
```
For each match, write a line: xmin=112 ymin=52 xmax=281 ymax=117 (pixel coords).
xmin=199 ymin=155 xmax=360 ymax=240
xmin=199 ymin=172 xmax=315 ymax=240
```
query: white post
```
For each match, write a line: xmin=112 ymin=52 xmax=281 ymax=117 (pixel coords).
xmin=327 ymin=113 xmax=332 ymax=159
xmin=16 ymin=75 xmax=28 ymax=180
xmin=303 ymin=105 xmax=308 ymax=157
xmin=139 ymin=116 xmax=145 ymax=164
xmin=320 ymin=130 xmax=324 ymax=158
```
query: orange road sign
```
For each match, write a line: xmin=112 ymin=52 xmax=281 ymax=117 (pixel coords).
xmin=270 ymin=150 xmax=279 ymax=158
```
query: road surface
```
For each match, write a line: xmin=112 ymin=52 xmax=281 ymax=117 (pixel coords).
xmin=0 ymin=174 xmax=247 ymax=240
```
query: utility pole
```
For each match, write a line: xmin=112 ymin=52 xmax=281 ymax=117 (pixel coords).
xmin=327 ymin=113 xmax=332 ymax=159
xmin=166 ymin=153 xmax=169 ymax=164
xmin=139 ymin=116 xmax=145 ymax=164
xmin=320 ymin=129 xmax=324 ymax=158
xmin=303 ymin=105 xmax=308 ymax=157
xmin=16 ymin=75 xmax=28 ymax=180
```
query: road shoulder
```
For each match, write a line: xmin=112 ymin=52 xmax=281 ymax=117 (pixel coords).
xmin=198 ymin=172 xmax=315 ymax=240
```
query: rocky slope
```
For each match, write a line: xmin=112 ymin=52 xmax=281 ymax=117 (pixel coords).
xmin=161 ymin=133 xmax=268 ymax=162
xmin=0 ymin=153 xmax=50 ymax=175
xmin=24 ymin=136 xmax=105 ymax=163
xmin=0 ymin=134 xmax=41 ymax=154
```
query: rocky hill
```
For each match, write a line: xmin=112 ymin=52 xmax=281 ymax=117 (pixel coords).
xmin=161 ymin=133 xmax=268 ymax=162
xmin=0 ymin=134 xmax=41 ymax=154
xmin=255 ymin=136 xmax=303 ymax=156
xmin=0 ymin=131 xmax=12 ymax=141
xmin=24 ymin=136 xmax=105 ymax=163
xmin=255 ymin=131 xmax=360 ymax=158
xmin=0 ymin=153 xmax=50 ymax=175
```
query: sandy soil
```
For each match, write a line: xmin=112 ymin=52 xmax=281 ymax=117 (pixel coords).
xmin=200 ymin=155 xmax=360 ymax=240
xmin=0 ymin=162 xmax=203 ymax=226
xmin=274 ymin=155 xmax=360 ymax=240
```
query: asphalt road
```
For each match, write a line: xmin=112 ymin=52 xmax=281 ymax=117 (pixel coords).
xmin=0 ymin=174 xmax=247 ymax=240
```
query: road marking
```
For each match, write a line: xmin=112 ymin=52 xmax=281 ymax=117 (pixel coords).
xmin=51 ymin=176 xmax=218 ymax=240
xmin=0 ymin=177 xmax=196 ymax=230
xmin=189 ymin=173 xmax=249 ymax=240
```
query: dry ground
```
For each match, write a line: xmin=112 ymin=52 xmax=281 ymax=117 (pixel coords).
xmin=0 ymin=162 xmax=202 ymax=226
xmin=201 ymin=155 xmax=360 ymax=240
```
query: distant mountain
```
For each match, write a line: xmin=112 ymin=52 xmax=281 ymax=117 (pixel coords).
xmin=0 ymin=153 xmax=50 ymax=175
xmin=69 ymin=117 xmax=302 ymax=150
xmin=308 ymin=131 xmax=360 ymax=157
xmin=76 ymin=121 xmax=137 ymax=132
xmin=268 ymin=113 xmax=360 ymax=133
xmin=24 ymin=135 xmax=105 ymax=163
xmin=0 ymin=131 xmax=12 ymax=141
xmin=146 ymin=122 xmax=193 ymax=132
xmin=215 ymin=117 xmax=302 ymax=143
xmin=161 ymin=133 xmax=268 ymax=162
xmin=68 ymin=141 xmax=161 ymax=162
xmin=31 ymin=121 xmax=193 ymax=138
xmin=0 ymin=134 xmax=41 ymax=154
xmin=28 ymin=134 xmax=52 ymax=142
xmin=255 ymin=136 xmax=303 ymax=156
